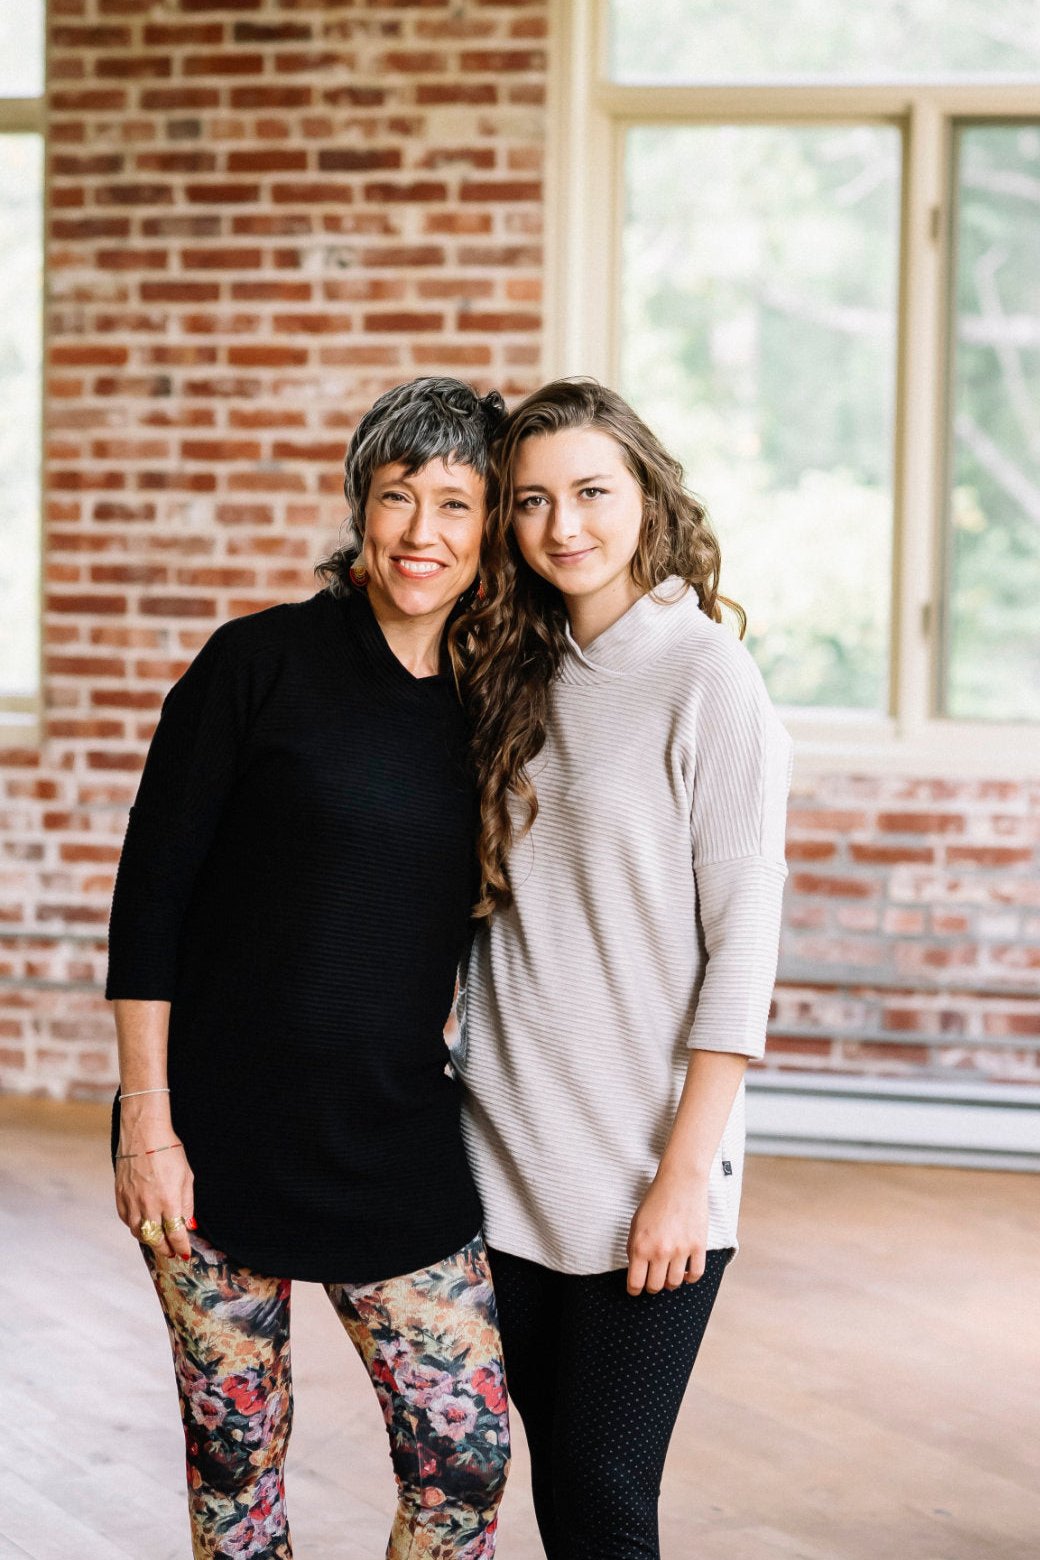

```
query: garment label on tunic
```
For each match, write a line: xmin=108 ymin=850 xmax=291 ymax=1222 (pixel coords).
xmin=721 ymin=1160 xmax=733 ymax=1176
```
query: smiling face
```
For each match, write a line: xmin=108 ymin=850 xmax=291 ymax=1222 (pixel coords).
xmin=511 ymin=425 xmax=646 ymax=640
xmin=360 ymin=456 xmax=487 ymax=633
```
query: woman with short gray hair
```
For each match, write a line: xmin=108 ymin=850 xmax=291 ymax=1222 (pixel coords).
xmin=107 ymin=377 xmax=510 ymax=1558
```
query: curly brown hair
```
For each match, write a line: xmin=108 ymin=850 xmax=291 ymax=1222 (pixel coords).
xmin=452 ymin=377 xmax=744 ymax=918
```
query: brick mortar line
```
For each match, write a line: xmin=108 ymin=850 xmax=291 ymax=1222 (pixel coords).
xmin=764 ymin=1030 xmax=1040 ymax=1052
xmin=0 ymin=977 xmax=104 ymax=994
xmin=785 ymin=926 xmax=1037 ymax=938
xmin=776 ymin=974 xmax=1040 ymax=1001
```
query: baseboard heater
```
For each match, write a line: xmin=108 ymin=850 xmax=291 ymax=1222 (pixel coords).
xmin=746 ymin=1072 xmax=1040 ymax=1172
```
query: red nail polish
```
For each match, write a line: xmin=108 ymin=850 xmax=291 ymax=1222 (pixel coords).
xmin=187 ymin=1217 xmax=197 ymax=1231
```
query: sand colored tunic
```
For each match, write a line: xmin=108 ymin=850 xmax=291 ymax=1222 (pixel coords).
xmin=455 ymin=581 xmax=792 ymax=1274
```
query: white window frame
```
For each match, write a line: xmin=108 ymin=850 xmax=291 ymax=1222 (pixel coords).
xmin=0 ymin=75 xmax=45 ymax=746
xmin=545 ymin=0 xmax=1040 ymax=777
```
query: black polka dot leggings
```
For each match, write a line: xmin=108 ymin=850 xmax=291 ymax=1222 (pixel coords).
xmin=487 ymin=1244 xmax=732 ymax=1560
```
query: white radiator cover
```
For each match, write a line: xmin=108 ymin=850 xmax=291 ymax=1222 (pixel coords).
xmin=746 ymin=1073 xmax=1040 ymax=1171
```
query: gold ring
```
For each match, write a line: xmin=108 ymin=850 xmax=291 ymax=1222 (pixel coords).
xmin=138 ymin=1218 xmax=164 ymax=1247
xmin=163 ymin=1215 xmax=187 ymax=1233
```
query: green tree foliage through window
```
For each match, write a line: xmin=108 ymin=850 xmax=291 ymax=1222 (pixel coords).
xmin=0 ymin=0 xmax=44 ymax=96
xmin=0 ymin=135 xmax=42 ymax=700
xmin=621 ymin=124 xmax=900 ymax=711
xmin=946 ymin=124 xmax=1040 ymax=721
xmin=610 ymin=0 xmax=1040 ymax=83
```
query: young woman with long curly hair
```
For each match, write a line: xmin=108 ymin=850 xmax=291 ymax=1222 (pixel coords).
xmin=450 ymin=378 xmax=792 ymax=1560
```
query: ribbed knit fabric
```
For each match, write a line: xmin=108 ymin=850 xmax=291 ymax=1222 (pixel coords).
xmin=455 ymin=581 xmax=792 ymax=1275
xmin=107 ymin=588 xmax=483 ymax=1282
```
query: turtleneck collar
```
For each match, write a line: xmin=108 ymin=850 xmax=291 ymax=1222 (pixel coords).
xmin=557 ymin=577 xmax=698 ymax=686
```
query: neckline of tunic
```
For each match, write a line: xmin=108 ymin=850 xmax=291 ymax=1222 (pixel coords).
xmin=556 ymin=577 xmax=700 ymax=687
xmin=333 ymin=586 xmax=455 ymax=704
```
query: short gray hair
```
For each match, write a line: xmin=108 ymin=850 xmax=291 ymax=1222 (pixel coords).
xmin=316 ymin=377 xmax=506 ymax=594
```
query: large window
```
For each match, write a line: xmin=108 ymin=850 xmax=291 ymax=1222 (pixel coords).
xmin=609 ymin=0 xmax=1040 ymax=83
xmin=549 ymin=0 xmax=1040 ymax=765
xmin=622 ymin=123 xmax=900 ymax=712
xmin=0 ymin=0 xmax=45 ymax=733
xmin=946 ymin=123 xmax=1040 ymax=721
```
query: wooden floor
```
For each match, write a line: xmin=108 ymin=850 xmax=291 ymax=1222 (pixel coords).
xmin=2 ymin=1098 xmax=1038 ymax=1560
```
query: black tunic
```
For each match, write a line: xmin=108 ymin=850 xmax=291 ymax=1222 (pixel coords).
xmin=106 ymin=588 xmax=483 ymax=1281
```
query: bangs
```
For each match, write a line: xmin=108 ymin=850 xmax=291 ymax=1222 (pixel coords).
xmin=364 ymin=410 xmax=493 ymax=484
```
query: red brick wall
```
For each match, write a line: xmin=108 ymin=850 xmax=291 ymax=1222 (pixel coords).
xmin=2 ymin=0 xmax=1039 ymax=1098
xmin=2 ymin=0 xmax=547 ymax=1095
xmin=775 ymin=775 xmax=1040 ymax=1084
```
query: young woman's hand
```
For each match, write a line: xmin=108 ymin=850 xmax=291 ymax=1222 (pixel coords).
xmin=114 ymin=1098 xmax=195 ymax=1261
xmin=625 ymin=1167 xmax=709 ymax=1296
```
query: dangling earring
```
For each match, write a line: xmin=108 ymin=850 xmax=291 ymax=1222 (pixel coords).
xmin=349 ymin=556 xmax=369 ymax=589
xmin=475 ymin=577 xmax=487 ymax=603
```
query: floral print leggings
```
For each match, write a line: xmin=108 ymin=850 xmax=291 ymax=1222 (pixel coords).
xmin=143 ymin=1231 xmax=510 ymax=1560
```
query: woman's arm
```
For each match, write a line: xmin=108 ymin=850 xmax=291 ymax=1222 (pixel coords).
xmin=107 ymin=622 xmax=255 ymax=1256
xmin=627 ymin=643 xmax=792 ymax=1296
xmin=107 ymin=625 xmax=246 ymax=1000
xmin=626 ymin=1050 xmax=746 ymax=1295
xmin=112 ymin=999 xmax=194 ymax=1259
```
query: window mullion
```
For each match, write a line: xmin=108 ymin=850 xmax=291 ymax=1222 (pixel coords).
xmin=547 ymin=0 xmax=613 ymax=379
xmin=0 ymin=102 xmax=43 ymax=134
xmin=891 ymin=93 xmax=948 ymax=736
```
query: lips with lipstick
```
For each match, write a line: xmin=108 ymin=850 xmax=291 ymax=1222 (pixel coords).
xmin=391 ymin=555 xmax=448 ymax=579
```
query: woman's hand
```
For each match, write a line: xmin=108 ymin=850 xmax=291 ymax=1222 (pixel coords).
xmin=626 ymin=1050 xmax=747 ymax=1296
xmin=114 ymin=1098 xmax=195 ymax=1260
xmin=625 ymin=1166 xmax=709 ymax=1296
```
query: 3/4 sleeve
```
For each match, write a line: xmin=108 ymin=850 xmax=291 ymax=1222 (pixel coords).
xmin=105 ymin=625 xmax=252 ymax=1001
xmin=687 ymin=642 xmax=793 ymax=1060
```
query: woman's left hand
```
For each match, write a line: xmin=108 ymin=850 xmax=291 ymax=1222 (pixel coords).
xmin=626 ymin=1167 xmax=709 ymax=1296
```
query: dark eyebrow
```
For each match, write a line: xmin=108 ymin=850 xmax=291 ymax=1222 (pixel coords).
xmin=514 ymin=474 xmax=612 ymax=494
xmin=377 ymin=481 xmax=474 ymax=498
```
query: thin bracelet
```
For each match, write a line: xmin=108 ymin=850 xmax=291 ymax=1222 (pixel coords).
xmin=118 ymin=1087 xmax=171 ymax=1101
xmin=115 ymin=1141 xmax=184 ymax=1162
